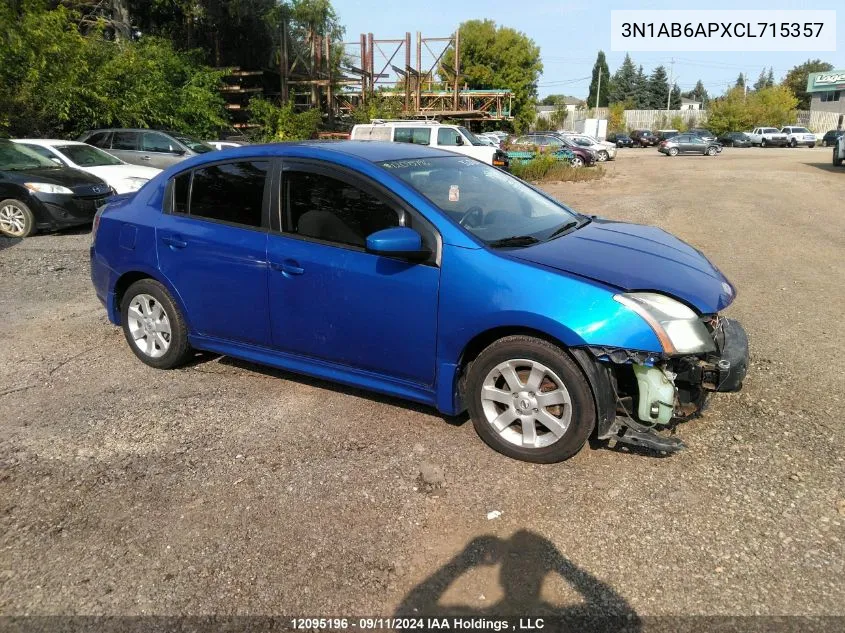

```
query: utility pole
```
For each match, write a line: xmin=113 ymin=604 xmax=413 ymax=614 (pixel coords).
xmin=666 ymin=57 xmax=675 ymax=111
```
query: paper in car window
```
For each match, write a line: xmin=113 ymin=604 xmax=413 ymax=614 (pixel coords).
xmin=449 ymin=185 xmax=459 ymax=202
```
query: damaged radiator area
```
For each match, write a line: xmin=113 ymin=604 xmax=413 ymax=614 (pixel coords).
xmin=586 ymin=316 xmax=749 ymax=454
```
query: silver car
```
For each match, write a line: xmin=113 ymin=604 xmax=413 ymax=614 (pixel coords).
xmin=77 ymin=129 xmax=214 ymax=169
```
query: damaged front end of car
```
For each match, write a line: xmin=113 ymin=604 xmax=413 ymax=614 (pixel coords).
xmin=574 ymin=293 xmax=749 ymax=453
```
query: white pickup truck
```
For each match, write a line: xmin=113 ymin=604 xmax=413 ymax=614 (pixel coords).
xmin=781 ymin=126 xmax=817 ymax=148
xmin=747 ymin=127 xmax=788 ymax=147
xmin=351 ymin=120 xmax=509 ymax=168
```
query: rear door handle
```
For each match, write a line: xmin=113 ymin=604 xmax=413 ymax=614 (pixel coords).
xmin=271 ymin=259 xmax=304 ymax=276
xmin=161 ymin=234 xmax=187 ymax=249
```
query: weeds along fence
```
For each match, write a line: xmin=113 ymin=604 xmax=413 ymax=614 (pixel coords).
xmin=558 ymin=109 xmax=840 ymax=134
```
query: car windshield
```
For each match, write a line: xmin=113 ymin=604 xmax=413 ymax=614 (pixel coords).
xmin=172 ymin=135 xmax=213 ymax=154
xmin=570 ymin=137 xmax=593 ymax=146
xmin=381 ymin=156 xmax=583 ymax=245
xmin=0 ymin=142 xmax=57 ymax=170
xmin=763 ymin=128 xmax=779 ymax=133
xmin=58 ymin=144 xmax=122 ymax=166
xmin=791 ymin=127 xmax=811 ymax=134
xmin=457 ymin=126 xmax=485 ymax=147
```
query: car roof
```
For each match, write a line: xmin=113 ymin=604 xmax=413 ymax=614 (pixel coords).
xmin=13 ymin=139 xmax=87 ymax=147
xmin=175 ymin=140 xmax=459 ymax=165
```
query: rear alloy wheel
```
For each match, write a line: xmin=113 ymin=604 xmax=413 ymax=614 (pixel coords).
xmin=597 ymin=150 xmax=609 ymax=162
xmin=668 ymin=147 xmax=679 ymax=157
xmin=121 ymin=279 xmax=191 ymax=369
xmin=570 ymin=155 xmax=584 ymax=168
xmin=0 ymin=199 xmax=35 ymax=238
xmin=706 ymin=146 xmax=718 ymax=156
xmin=466 ymin=336 xmax=595 ymax=463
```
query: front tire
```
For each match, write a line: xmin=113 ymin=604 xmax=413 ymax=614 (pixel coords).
xmin=706 ymin=146 xmax=717 ymax=156
xmin=465 ymin=336 xmax=596 ymax=463
xmin=570 ymin=155 xmax=584 ymax=168
xmin=668 ymin=147 xmax=679 ymax=156
xmin=120 ymin=279 xmax=191 ymax=369
xmin=834 ymin=147 xmax=844 ymax=167
xmin=809 ymin=143 xmax=815 ymax=149
xmin=597 ymin=150 xmax=608 ymax=162
xmin=0 ymin=199 xmax=35 ymax=238
xmin=761 ymin=139 xmax=768 ymax=148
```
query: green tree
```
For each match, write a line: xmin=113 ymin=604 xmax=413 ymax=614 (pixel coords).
xmin=682 ymin=80 xmax=709 ymax=108
xmin=608 ymin=53 xmax=637 ymax=105
xmin=735 ymin=73 xmax=746 ymax=89
xmin=0 ymin=2 xmax=227 ymax=138
xmin=781 ymin=59 xmax=833 ymax=109
xmin=607 ymin=101 xmax=627 ymax=132
xmin=705 ymin=88 xmax=752 ymax=134
xmin=633 ymin=65 xmax=649 ymax=108
xmin=441 ymin=19 xmax=543 ymax=133
xmin=247 ymin=96 xmax=321 ymax=140
xmin=707 ymin=85 xmax=798 ymax=135
xmin=670 ymin=83 xmax=681 ymax=110
xmin=753 ymin=67 xmax=775 ymax=91
xmin=647 ymin=65 xmax=670 ymax=109
xmin=748 ymin=85 xmax=798 ymax=128
xmin=586 ymin=50 xmax=610 ymax=108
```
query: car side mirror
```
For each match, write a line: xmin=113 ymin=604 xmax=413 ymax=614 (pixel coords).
xmin=366 ymin=227 xmax=429 ymax=261
xmin=173 ymin=148 xmax=187 ymax=155
xmin=454 ymin=135 xmax=464 ymax=146
xmin=50 ymin=157 xmax=63 ymax=165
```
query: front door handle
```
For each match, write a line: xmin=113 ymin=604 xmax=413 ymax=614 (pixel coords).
xmin=271 ymin=259 xmax=304 ymax=276
xmin=161 ymin=234 xmax=187 ymax=249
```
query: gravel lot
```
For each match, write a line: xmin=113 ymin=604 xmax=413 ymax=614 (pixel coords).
xmin=1 ymin=147 xmax=843 ymax=622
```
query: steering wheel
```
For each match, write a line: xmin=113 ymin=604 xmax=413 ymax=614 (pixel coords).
xmin=458 ymin=205 xmax=484 ymax=228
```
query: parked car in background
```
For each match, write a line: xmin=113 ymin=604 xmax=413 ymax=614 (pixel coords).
xmin=747 ymin=127 xmax=788 ymax=147
xmin=630 ymin=129 xmax=658 ymax=147
xmin=0 ymin=139 xmax=110 ymax=238
xmin=559 ymin=132 xmax=617 ymax=161
xmin=476 ymin=135 xmax=499 ymax=148
xmin=655 ymin=130 xmax=679 ymax=142
xmin=13 ymin=139 xmax=160 ymax=194
xmin=717 ymin=132 xmax=752 ymax=148
xmin=89 ymin=141 xmax=748 ymax=462
xmin=689 ymin=128 xmax=718 ymax=143
xmin=511 ymin=134 xmax=596 ymax=167
xmin=780 ymin=126 xmax=816 ymax=148
xmin=606 ymin=132 xmax=633 ymax=148
xmin=77 ymin=129 xmax=214 ymax=169
xmin=351 ymin=120 xmax=509 ymax=168
xmin=658 ymin=134 xmax=721 ymax=157
xmin=206 ymin=140 xmax=250 ymax=151
xmin=821 ymin=129 xmax=844 ymax=147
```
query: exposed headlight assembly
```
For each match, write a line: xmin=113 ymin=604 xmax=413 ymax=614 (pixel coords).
xmin=24 ymin=182 xmax=73 ymax=194
xmin=614 ymin=292 xmax=716 ymax=355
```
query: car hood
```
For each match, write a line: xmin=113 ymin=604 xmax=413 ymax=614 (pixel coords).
xmin=509 ymin=218 xmax=736 ymax=313
xmin=83 ymin=164 xmax=161 ymax=182
xmin=1 ymin=166 xmax=105 ymax=187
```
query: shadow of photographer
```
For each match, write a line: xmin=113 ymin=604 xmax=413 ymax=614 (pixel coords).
xmin=395 ymin=530 xmax=640 ymax=632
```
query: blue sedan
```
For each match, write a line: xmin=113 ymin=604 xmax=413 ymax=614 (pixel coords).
xmin=90 ymin=141 xmax=748 ymax=463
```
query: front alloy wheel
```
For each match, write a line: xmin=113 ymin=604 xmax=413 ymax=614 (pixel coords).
xmin=668 ymin=147 xmax=679 ymax=156
xmin=466 ymin=335 xmax=595 ymax=463
xmin=597 ymin=150 xmax=608 ymax=162
xmin=0 ymin=200 xmax=34 ymax=238
xmin=570 ymin=156 xmax=584 ymax=168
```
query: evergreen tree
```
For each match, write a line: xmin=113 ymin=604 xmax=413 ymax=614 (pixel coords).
xmin=766 ymin=67 xmax=774 ymax=87
xmin=735 ymin=73 xmax=746 ymax=89
xmin=587 ymin=50 xmax=610 ymax=107
xmin=633 ymin=65 xmax=649 ymax=108
xmin=647 ymin=65 xmax=670 ymax=109
xmin=670 ymin=83 xmax=682 ymax=110
xmin=682 ymin=79 xmax=709 ymax=107
xmin=608 ymin=53 xmax=637 ymax=104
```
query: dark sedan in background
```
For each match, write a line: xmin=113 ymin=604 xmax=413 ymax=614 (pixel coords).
xmin=821 ymin=129 xmax=844 ymax=147
xmin=689 ymin=128 xmax=718 ymax=143
xmin=658 ymin=134 xmax=721 ymax=157
xmin=0 ymin=139 xmax=110 ymax=238
xmin=606 ymin=132 xmax=634 ymax=148
xmin=718 ymin=132 xmax=752 ymax=147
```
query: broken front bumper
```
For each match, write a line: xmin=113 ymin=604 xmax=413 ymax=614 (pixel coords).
xmin=576 ymin=317 xmax=749 ymax=453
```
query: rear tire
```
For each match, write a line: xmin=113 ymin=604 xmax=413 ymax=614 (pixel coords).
xmin=706 ymin=146 xmax=717 ymax=156
xmin=668 ymin=147 xmax=679 ymax=157
xmin=790 ymin=139 xmax=797 ymax=148
xmin=0 ymin=199 xmax=35 ymax=238
xmin=120 ymin=279 xmax=192 ymax=369
xmin=597 ymin=150 xmax=608 ymax=162
xmin=465 ymin=335 xmax=596 ymax=463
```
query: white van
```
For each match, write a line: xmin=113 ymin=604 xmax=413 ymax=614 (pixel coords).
xmin=350 ymin=120 xmax=508 ymax=168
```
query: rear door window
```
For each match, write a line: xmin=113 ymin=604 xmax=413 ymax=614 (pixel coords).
xmin=111 ymin=131 xmax=139 ymax=151
xmin=179 ymin=161 xmax=269 ymax=228
xmin=393 ymin=128 xmax=431 ymax=145
xmin=142 ymin=132 xmax=179 ymax=153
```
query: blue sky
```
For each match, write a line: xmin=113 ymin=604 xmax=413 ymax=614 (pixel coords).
xmin=330 ymin=0 xmax=844 ymax=99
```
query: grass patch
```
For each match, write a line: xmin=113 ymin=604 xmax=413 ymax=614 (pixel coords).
xmin=510 ymin=154 xmax=605 ymax=183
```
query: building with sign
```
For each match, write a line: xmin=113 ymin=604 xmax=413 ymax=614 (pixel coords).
xmin=807 ymin=70 xmax=845 ymax=115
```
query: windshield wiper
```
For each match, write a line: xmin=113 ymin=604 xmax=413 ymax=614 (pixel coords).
xmin=546 ymin=221 xmax=579 ymax=240
xmin=487 ymin=235 xmax=540 ymax=248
